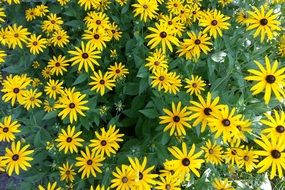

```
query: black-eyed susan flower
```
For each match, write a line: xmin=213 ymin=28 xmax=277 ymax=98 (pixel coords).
xmin=25 ymin=8 xmax=36 ymax=21
xmin=278 ymin=34 xmax=285 ymax=56
xmin=51 ymin=29 xmax=70 ymax=47
xmin=261 ymin=110 xmax=285 ymax=141
xmin=208 ymin=105 xmax=242 ymax=142
xmin=128 ymin=157 xmax=158 ymax=189
xmin=84 ymin=11 xmax=110 ymax=30
xmin=159 ymin=101 xmax=192 ymax=136
xmin=106 ymin=23 xmax=122 ymax=41
xmin=55 ymin=125 xmax=84 ymax=154
xmin=160 ymin=14 xmax=185 ymax=37
xmin=55 ymin=87 xmax=89 ymax=123
xmin=146 ymin=23 xmax=180 ymax=53
xmin=184 ymin=75 xmax=206 ymax=96
xmin=199 ymin=10 xmax=231 ymax=38
xmin=111 ymin=164 xmax=136 ymax=190
xmin=232 ymin=116 xmax=252 ymax=143
xmin=132 ymin=0 xmax=158 ymax=22
xmin=166 ymin=0 xmax=183 ymax=15
xmin=42 ymin=13 xmax=63 ymax=33
xmin=38 ymin=182 xmax=61 ymax=190
xmin=42 ymin=67 xmax=52 ymax=79
xmin=78 ymin=0 xmax=96 ymax=10
xmin=2 ymin=141 xmax=34 ymax=176
xmin=212 ymin=178 xmax=234 ymax=190
xmin=224 ymin=141 xmax=244 ymax=166
xmin=255 ymin=134 xmax=285 ymax=179
xmin=189 ymin=92 xmax=223 ymax=132
xmin=58 ymin=162 xmax=75 ymax=182
xmin=150 ymin=68 xmax=171 ymax=92
xmin=1 ymin=74 xmax=31 ymax=106
xmin=89 ymin=125 xmax=124 ymax=157
xmin=44 ymin=79 xmax=64 ymax=99
xmin=145 ymin=48 xmax=168 ymax=72
xmin=168 ymin=142 xmax=204 ymax=178
xmin=244 ymin=56 xmax=285 ymax=105
xmin=57 ymin=0 xmax=70 ymax=6
xmin=237 ymin=146 xmax=258 ymax=172
xmin=82 ymin=28 xmax=111 ymax=51
xmin=0 ymin=27 xmax=9 ymax=46
xmin=201 ymin=139 xmax=224 ymax=165
xmin=156 ymin=175 xmax=181 ymax=190
xmin=90 ymin=185 xmax=109 ymax=190
xmin=245 ymin=6 xmax=281 ymax=42
xmin=0 ymin=115 xmax=20 ymax=142
xmin=43 ymin=99 xmax=56 ymax=112
xmin=35 ymin=4 xmax=49 ymax=17
xmin=75 ymin=146 xmax=105 ymax=179
xmin=167 ymin=71 xmax=182 ymax=94
xmin=21 ymin=89 xmax=42 ymax=110
xmin=89 ymin=70 xmax=115 ymax=96
xmin=6 ymin=24 xmax=30 ymax=49
xmin=218 ymin=0 xmax=233 ymax=7
xmin=47 ymin=55 xmax=69 ymax=76
xmin=108 ymin=62 xmax=129 ymax=80
xmin=236 ymin=9 xmax=248 ymax=24
xmin=68 ymin=41 xmax=101 ymax=72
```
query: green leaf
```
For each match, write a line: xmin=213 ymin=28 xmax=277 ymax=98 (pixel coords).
xmin=123 ymin=83 xmax=139 ymax=95
xmin=139 ymin=109 xmax=158 ymax=119
xmin=73 ymin=73 xmax=89 ymax=85
xmin=42 ymin=111 xmax=59 ymax=120
xmin=65 ymin=20 xmax=83 ymax=28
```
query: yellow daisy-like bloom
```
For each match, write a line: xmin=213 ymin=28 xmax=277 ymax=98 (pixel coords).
xmin=244 ymin=56 xmax=285 ymax=105
xmin=43 ymin=99 xmax=55 ymax=112
xmin=21 ymin=89 xmax=42 ymax=110
xmin=47 ymin=55 xmax=69 ymax=76
xmin=25 ymin=8 xmax=36 ymax=21
xmin=75 ymin=146 xmax=105 ymax=179
xmin=166 ymin=0 xmax=183 ymax=15
xmin=111 ymin=164 xmax=136 ymax=190
xmin=201 ymin=139 xmax=224 ymax=165
xmin=255 ymin=135 xmax=285 ymax=179
xmin=35 ymin=4 xmax=49 ymax=17
xmin=132 ymin=0 xmax=158 ymax=22
xmin=38 ymin=182 xmax=61 ymax=190
xmin=167 ymin=71 xmax=182 ymax=94
xmin=42 ymin=13 xmax=63 ymax=33
xmin=57 ymin=0 xmax=70 ymax=6
xmin=89 ymin=70 xmax=116 ymax=96
xmin=279 ymin=34 xmax=285 ymax=56
xmin=184 ymin=75 xmax=206 ymax=96
xmin=0 ymin=50 xmax=7 ymax=64
xmin=261 ymin=110 xmax=285 ymax=141
xmin=26 ymin=34 xmax=47 ymax=55
xmin=108 ymin=62 xmax=129 ymax=80
xmin=84 ymin=11 xmax=110 ymax=31
xmin=90 ymin=185 xmax=110 ymax=190
xmin=2 ymin=141 xmax=34 ymax=176
xmin=178 ymin=32 xmax=212 ymax=60
xmin=6 ymin=24 xmax=30 ymax=49
xmin=51 ymin=29 xmax=70 ymax=47
xmin=55 ymin=125 xmax=84 ymax=154
xmin=55 ymin=87 xmax=89 ymax=123
xmin=1 ymin=74 xmax=31 ymax=106
xmin=168 ymin=142 xmax=204 ymax=178
xmin=128 ymin=157 xmax=158 ymax=189
xmin=0 ymin=7 xmax=6 ymax=23
xmin=237 ymin=146 xmax=258 ymax=172
xmin=208 ymin=105 xmax=242 ymax=142
xmin=146 ymin=23 xmax=180 ymax=53
xmin=78 ymin=0 xmax=96 ymax=10
xmin=58 ymin=162 xmax=75 ymax=182
xmin=236 ymin=9 xmax=248 ymax=24
xmin=199 ymin=9 xmax=231 ymax=38
xmin=68 ymin=41 xmax=101 ymax=72
xmin=42 ymin=67 xmax=52 ymax=79
xmin=4 ymin=0 xmax=21 ymax=4
xmin=224 ymin=141 xmax=243 ymax=166
xmin=159 ymin=101 xmax=192 ymax=136
xmin=116 ymin=0 xmax=127 ymax=6
xmin=231 ymin=116 xmax=252 ymax=143
xmin=150 ymin=68 xmax=171 ymax=92
xmin=93 ymin=0 xmax=111 ymax=11
xmin=44 ymin=79 xmax=64 ymax=99
xmin=82 ymin=28 xmax=111 ymax=51
xmin=160 ymin=14 xmax=185 ymax=37
xmin=0 ymin=27 xmax=9 ymax=46
xmin=89 ymin=125 xmax=124 ymax=157
xmin=189 ymin=92 xmax=223 ymax=132
xmin=145 ymin=48 xmax=168 ymax=72
xmin=0 ymin=115 xmax=21 ymax=142
xmin=212 ymin=178 xmax=234 ymax=190
xmin=156 ymin=175 xmax=181 ymax=190
xmin=106 ymin=22 xmax=122 ymax=41
xmin=218 ymin=0 xmax=233 ymax=6
xmin=245 ymin=6 xmax=281 ymax=42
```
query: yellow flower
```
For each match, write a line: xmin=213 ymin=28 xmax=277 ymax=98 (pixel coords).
xmin=25 ymin=8 xmax=36 ymax=21
xmin=184 ymin=75 xmax=206 ymax=96
xmin=212 ymin=178 xmax=234 ymax=190
xmin=146 ymin=23 xmax=180 ymax=53
xmin=2 ymin=141 xmax=34 ymax=176
xmin=224 ymin=141 xmax=244 ymax=166
xmin=84 ymin=11 xmax=110 ymax=31
xmin=159 ymin=101 xmax=192 ymax=136
xmin=244 ymin=56 xmax=285 ymax=105
xmin=156 ymin=175 xmax=181 ymax=190
xmin=82 ymin=28 xmax=111 ymax=51
xmin=166 ymin=0 xmax=184 ymax=15
xmin=75 ymin=146 xmax=105 ymax=179
xmin=58 ymin=162 xmax=75 ymax=182
xmin=68 ymin=41 xmax=101 ymax=72
xmin=47 ymin=55 xmax=69 ymax=76
xmin=89 ymin=70 xmax=116 ymax=96
xmin=38 ymin=182 xmax=61 ymax=190
xmin=199 ymin=9 xmax=231 ymax=38
xmin=42 ymin=67 xmax=52 ymax=79
xmin=35 ymin=4 xmax=49 ymax=17
xmin=218 ymin=0 xmax=233 ymax=7
xmin=78 ymin=0 xmax=96 ymax=10
xmin=6 ymin=24 xmax=30 ymax=49
xmin=150 ymin=68 xmax=171 ymax=92
xmin=21 ymin=89 xmax=42 ymax=110
xmin=245 ymin=6 xmax=281 ymax=42
xmin=145 ymin=48 xmax=168 ymax=72
xmin=26 ymin=34 xmax=47 ymax=55
xmin=160 ymin=14 xmax=185 ymax=37
xmin=57 ymin=0 xmax=70 ymax=6
xmin=44 ymin=79 xmax=64 ymax=99
xmin=237 ymin=146 xmax=258 ymax=172
xmin=0 ymin=115 xmax=21 ymax=142
xmin=261 ymin=110 xmax=285 ymax=141
xmin=111 ymin=165 xmax=136 ymax=190
xmin=236 ymin=9 xmax=248 ymax=24
xmin=108 ymin=62 xmax=129 ymax=80
xmin=201 ymin=139 xmax=224 ymax=165
xmin=278 ymin=34 xmax=285 ymax=57
xmin=0 ymin=50 xmax=7 ymax=64
xmin=55 ymin=87 xmax=89 ymax=123
xmin=51 ymin=29 xmax=70 ymax=47
xmin=106 ymin=23 xmax=122 ymax=41
xmin=42 ymin=13 xmax=63 ymax=33
xmin=132 ymin=0 xmax=158 ymax=22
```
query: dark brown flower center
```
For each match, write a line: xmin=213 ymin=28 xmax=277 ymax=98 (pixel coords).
xmin=209 ymin=148 xmax=214 ymax=154
xmin=154 ymin=61 xmax=160 ymax=66
xmin=173 ymin=3 xmax=178 ymax=7
xmin=12 ymin=154 xmax=19 ymax=161
xmin=94 ymin=34 xmax=100 ymax=39
xmin=52 ymin=86 xmax=57 ymax=90
xmin=30 ymin=97 xmax=35 ymax=101
xmin=51 ymin=20 xmax=56 ymax=24
xmin=244 ymin=155 xmax=249 ymax=161
xmin=69 ymin=103 xmax=75 ymax=109
xmin=111 ymin=30 xmax=116 ymax=34
xmin=100 ymin=140 xmax=107 ymax=146
xmin=33 ymin=41 xmax=38 ymax=46
xmin=13 ymin=88 xmax=20 ymax=94
xmin=66 ymin=170 xmax=70 ymax=175
xmin=139 ymin=172 xmax=143 ymax=180
xmin=99 ymin=79 xmax=105 ymax=85
xmin=122 ymin=176 xmax=128 ymax=183
xmin=192 ymin=83 xmax=197 ymax=87
xmin=159 ymin=76 xmax=165 ymax=81
xmin=173 ymin=116 xmax=180 ymax=122
xmin=96 ymin=20 xmax=101 ymax=25
xmin=14 ymin=33 xmax=19 ymax=38
xmin=237 ymin=125 xmax=242 ymax=131
xmin=168 ymin=21 xmax=173 ymax=25
xmin=160 ymin=32 xmax=167 ymax=38
xmin=87 ymin=159 xmax=93 ymax=165
xmin=260 ymin=18 xmax=268 ymax=26
xmin=204 ymin=108 xmax=212 ymax=115
xmin=57 ymin=36 xmax=62 ymax=40
xmin=271 ymin=150 xmax=281 ymax=159
xmin=166 ymin=184 xmax=171 ymax=190
xmin=143 ymin=5 xmax=148 ymax=9
xmin=182 ymin=158 xmax=190 ymax=166
xmin=276 ymin=125 xmax=285 ymax=133
xmin=231 ymin=149 xmax=237 ymax=155
xmin=66 ymin=137 xmax=72 ymax=142
xmin=82 ymin=53 xmax=89 ymax=59
xmin=266 ymin=75 xmax=276 ymax=84
xmin=222 ymin=119 xmax=230 ymax=126
xmin=211 ymin=20 xmax=218 ymax=26
xmin=3 ymin=127 xmax=8 ymax=133
xmin=194 ymin=39 xmax=201 ymax=45
xmin=115 ymin=69 xmax=120 ymax=73
xmin=55 ymin=62 xmax=60 ymax=67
